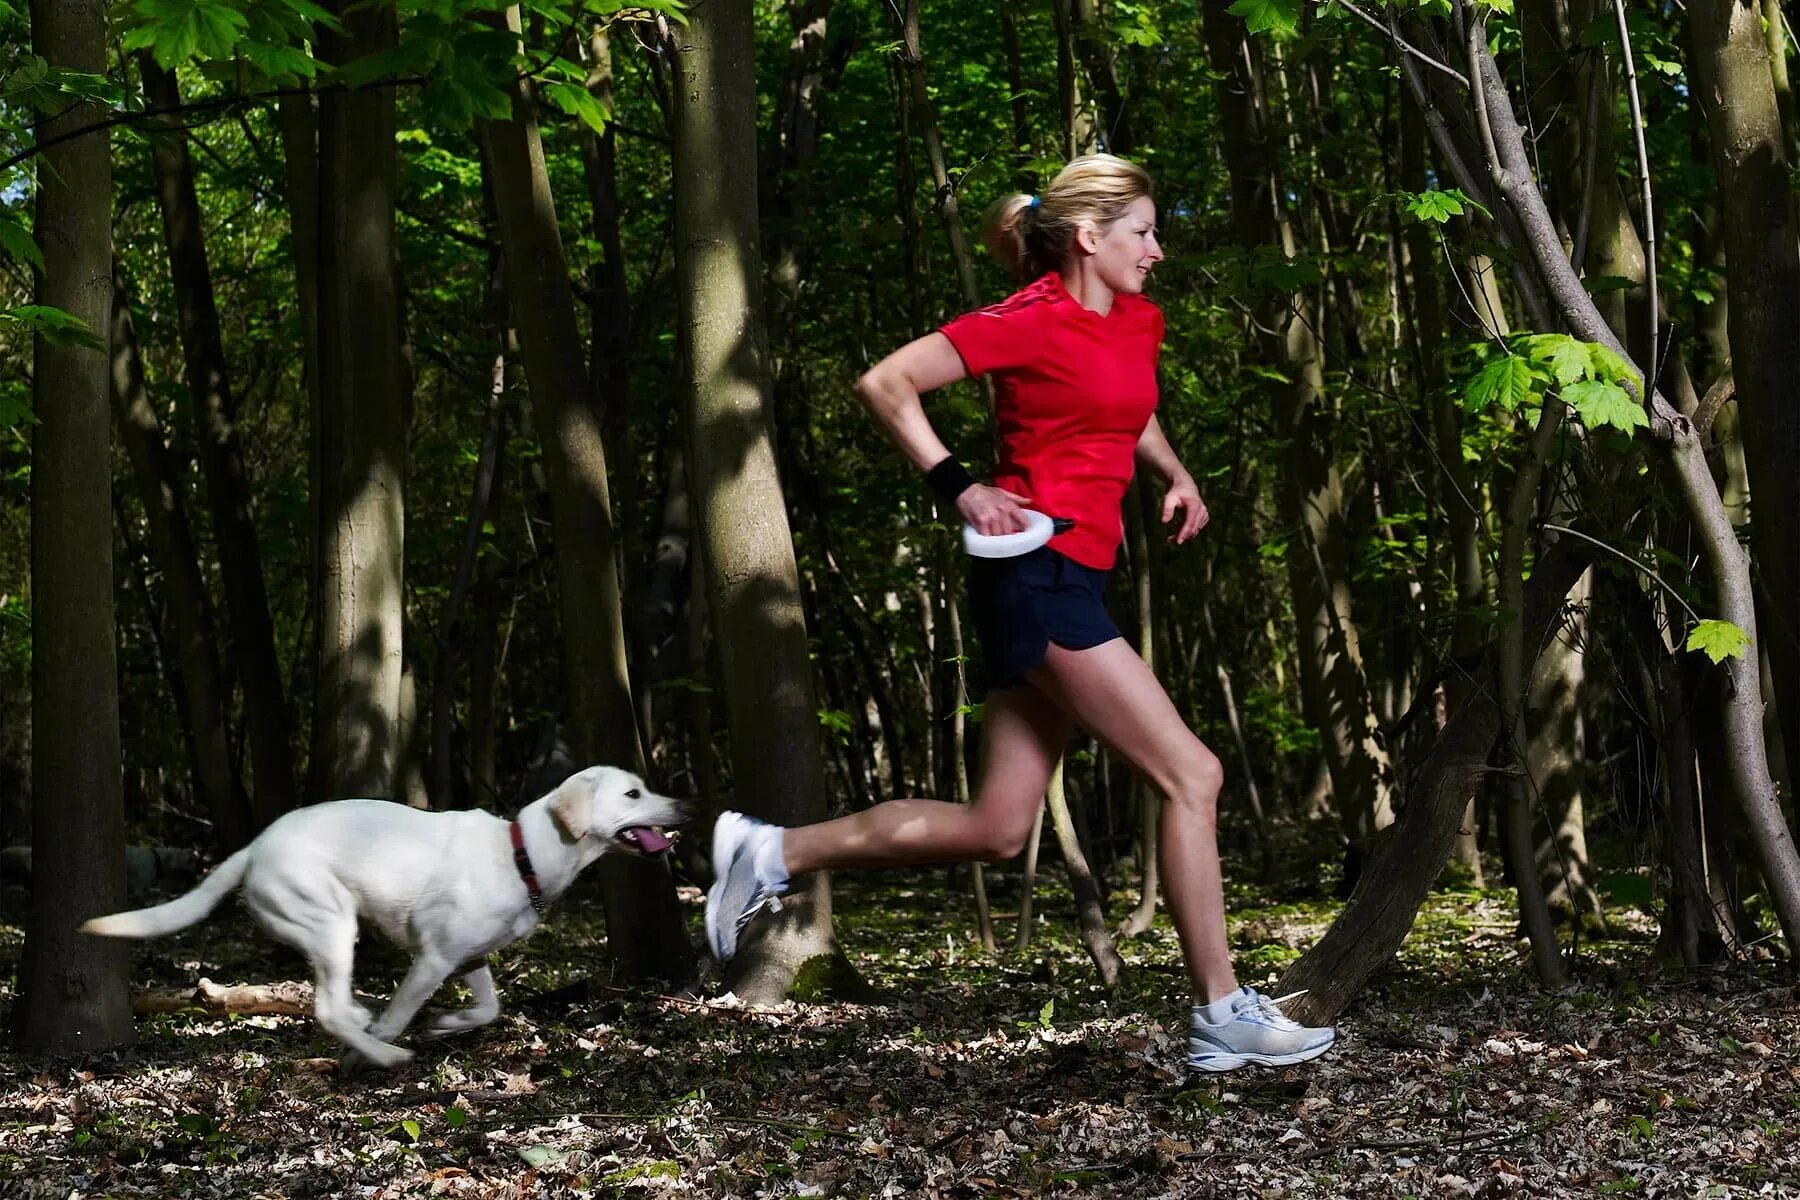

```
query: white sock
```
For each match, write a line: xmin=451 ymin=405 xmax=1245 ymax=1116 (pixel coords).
xmin=752 ymin=825 xmax=790 ymax=892
xmin=1197 ymin=990 xmax=1241 ymax=1025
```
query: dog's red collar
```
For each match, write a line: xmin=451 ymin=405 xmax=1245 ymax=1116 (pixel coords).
xmin=510 ymin=821 xmax=546 ymax=914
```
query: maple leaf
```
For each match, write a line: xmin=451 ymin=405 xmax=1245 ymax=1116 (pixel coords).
xmin=1685 ymin=619 xmax=1750 ymax=664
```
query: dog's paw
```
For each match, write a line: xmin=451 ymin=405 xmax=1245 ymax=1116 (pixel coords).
xmin=339 ymin=1043 xmax=415 ymax=1075
xmin=426 ymin=1006 xmax=501 ymax=1037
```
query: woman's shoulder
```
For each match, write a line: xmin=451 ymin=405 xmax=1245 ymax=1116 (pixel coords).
xmin=967 ymin=272 xmax=1066 ymax=322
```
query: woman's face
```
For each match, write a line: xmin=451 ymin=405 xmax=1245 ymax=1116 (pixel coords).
xmin=1082 ymin=195 xmax=1162 ymax=295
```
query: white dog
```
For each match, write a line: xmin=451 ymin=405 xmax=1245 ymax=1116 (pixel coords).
xmin=83 ymin=766 xmax=683 ymax=1069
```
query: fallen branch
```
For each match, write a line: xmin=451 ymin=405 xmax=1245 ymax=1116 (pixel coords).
xmin=133 ymin=978 xmax=314 ymax=1017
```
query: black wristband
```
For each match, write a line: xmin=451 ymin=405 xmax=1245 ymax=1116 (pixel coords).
xmin=925 ymin=455 xmax=977 ymax=505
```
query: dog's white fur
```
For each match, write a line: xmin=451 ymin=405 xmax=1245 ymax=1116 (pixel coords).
xmin=82 ymin=766 xmax=683 ymax=1069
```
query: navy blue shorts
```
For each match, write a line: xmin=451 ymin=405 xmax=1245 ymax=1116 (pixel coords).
xmin=968 ymin=546 xmax=1123 ymax=691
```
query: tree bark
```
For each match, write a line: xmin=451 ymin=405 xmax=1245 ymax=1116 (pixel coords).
xmin=672 ymin=0 xmax=845 ymax=1002
xmin=109 ymin=275 xmax=247 ymax=849
xmin=17 ymin=0 xmax=133 ymax=1054
xmin=1460 ymin=29 xmax=1800 ymax=949
xmin=1044 ymin=761 xmax=1124 ymax=986
xmin=1202 ymin=0 xmax=1394 ymax=885
xmin=1382 ymin=8 xmax=1800 ymax=952
xmin=140 ymin=59 xmax=297 ymax=828
xmin=312 ymin=1 xmax=407 ymax=801
xmin=1527 ymin=571 xmax=1602 ymax=925
xmin=1278 ymin=540 xmax=1592 ymax=1025
xmin=1120 ymin=485 xmax=1161 ymax=937
xmin=478 ymin=6 xmax=692 ymax=984
xmin=1687 ymin=0 xmax=1800 ymax=807
xmin=1070 ymin=0 xmax=1134 ymax=152
xmin=432 ymin=348 xmax=508 ymax=809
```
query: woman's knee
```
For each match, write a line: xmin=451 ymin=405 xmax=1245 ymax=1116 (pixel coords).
xmin=1165 ymin=746 xmax=1224 ymax=815
xmin=963 ymin=806 xmax=1037 ymax=861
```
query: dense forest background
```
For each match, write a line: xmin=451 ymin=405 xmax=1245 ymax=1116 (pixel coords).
xmin=2 ymin=0 xmax=1797 ymax=1054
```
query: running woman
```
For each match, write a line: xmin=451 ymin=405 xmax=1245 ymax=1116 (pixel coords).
xmin=706 ymin=154 xmax=1334 ymax=1073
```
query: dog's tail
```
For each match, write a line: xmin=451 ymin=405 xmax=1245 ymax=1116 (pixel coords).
xmin=80 ymin=846 xmax=253 ymax=940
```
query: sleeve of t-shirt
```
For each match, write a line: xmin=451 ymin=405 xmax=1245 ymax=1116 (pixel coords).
xmin=938 ymin=299 xmax=1042 ymax=378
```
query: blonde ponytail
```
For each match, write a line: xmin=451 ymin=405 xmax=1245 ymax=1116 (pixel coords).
xmin=979 ymin=154 xmax=1154 ymax=281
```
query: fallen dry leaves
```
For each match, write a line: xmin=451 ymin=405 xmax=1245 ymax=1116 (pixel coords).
xmin=0 ymin=875 xmax=1794 ymax=1198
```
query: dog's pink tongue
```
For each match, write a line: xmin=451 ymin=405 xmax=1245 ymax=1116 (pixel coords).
xmin=627 ymin=826 xmax=672 ymax=853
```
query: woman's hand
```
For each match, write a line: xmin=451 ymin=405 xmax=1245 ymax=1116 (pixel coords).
xmin=957 ymin=483 xmax=1033 ymax=536
xmin=1162 ymin=472 xmax=1208 ymax=544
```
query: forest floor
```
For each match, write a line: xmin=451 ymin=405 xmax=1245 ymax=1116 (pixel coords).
xmin=0 ymin=854 xmax=1796 ymax=1199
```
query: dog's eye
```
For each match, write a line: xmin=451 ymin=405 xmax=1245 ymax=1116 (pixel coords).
xmin=626 ymin=788 xmax=641 ymax=799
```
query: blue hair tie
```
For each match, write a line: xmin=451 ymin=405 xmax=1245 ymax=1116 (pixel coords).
xmin=1027 ymin=194 xmax=1041 ymax=208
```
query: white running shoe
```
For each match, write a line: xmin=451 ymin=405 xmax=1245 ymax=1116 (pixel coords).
xmin=704 ymin=811 xmax=786 ymax=963
xmin=1188 ymin=988 xmax=1336 ymax=1072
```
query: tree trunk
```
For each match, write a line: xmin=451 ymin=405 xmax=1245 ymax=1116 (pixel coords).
xmin=1528 ymin=570 xmax=1602 ymax=926
xmin=942 ymin=535 xmax=995 ymax=952
xmin=478 ymin=6 xmax=692 ymax=984
xmin=109 ymin=275 xmax=247 ymax=849
xmin=312 ymin=1 xmax=407 ymax=801
xmin=672 ymin=0 xmax=846 ymax=1002
xmin=895 ymin=0 xmax=982 ymax=309
xmin=1201 ymin=1 xmax=1394 ymax=887
xmin=1277 ymin=541 xmax=1593 ymax=1026
xmin=1400 ymin=91 xmax=1485 ymax=887
xmin=16 ymin=0 xmax=133 ymax=1054
xmin=1069 ymin=0 xmax=1134 ymax=152
xmin=1384 ymin=10 xmax=1800 ymax=950
xmin=1120 ymin=485 xmax=1161 ymax=937
xmin=1687 ymin=0 xmax=1800 ymax=807
xmin=1497 ymin=397 xmax=1568 ymax=985
xmin=432 ymin=349 xmax=508 ymax=809
xmin=1013 ymin=804 xmax=1046 ymax=953
xmin=579 ymin=26 xmax=640 ymax=724
xmin=1458 ymin=29 xmax=1800 ymax=948
xmin=275 ymin=89 xmax=325 ymax=717
xmin=1764 ymin=0 xmax=1797 ymax=164
xmin=140 ymin=59 xmax=297 ymax=828
xmin=1044 ymin=761 xmax=1124 ymax=986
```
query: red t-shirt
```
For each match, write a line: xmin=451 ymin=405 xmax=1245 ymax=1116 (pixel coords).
xmin=939 ymin=272 xmax=1163 ymax=570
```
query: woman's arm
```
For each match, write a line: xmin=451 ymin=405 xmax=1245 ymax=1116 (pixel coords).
xmin=1135 ymin=414 xmax=1208 ymax=544
xmin=855 ymin=332 xmax=1032 ymax=535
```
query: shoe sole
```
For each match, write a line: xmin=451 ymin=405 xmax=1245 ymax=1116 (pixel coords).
xmin=705 ymin=815 xmax=746 ymax=962
xmin=1187 ymin=1036 xmax=1335 ymax=1073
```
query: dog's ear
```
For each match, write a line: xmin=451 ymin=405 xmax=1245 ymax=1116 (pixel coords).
xmin=546 ymin=780 xmax=594 ymax=842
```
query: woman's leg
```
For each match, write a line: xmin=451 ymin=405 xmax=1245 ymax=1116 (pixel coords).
xmin=781 ymin=683 xmax=1071 ymax=873
xmin=1026 ymin=638 xmax=1236 ymax=1004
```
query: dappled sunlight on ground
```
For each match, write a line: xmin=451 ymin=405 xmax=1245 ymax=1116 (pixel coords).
xmin=1 ymin=867 xmax=1794 ymax=1197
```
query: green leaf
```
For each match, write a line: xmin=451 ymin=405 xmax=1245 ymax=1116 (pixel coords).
xmin=1515 ymin=333 xmax=1591 ymax=386
xmin=1 ymin=304 xmax=104 ymax=350
xmin=1563 ymin=378 xmax=1647 ymax=432
xmin=400 ymin=1118 xmax=421 ymax=1143
xmin=239 ymin=41 xmax=320 ymax=82
xmin=0 ymin=386 xmax=32 ymax=429
xmin=1039 ymin=999 xmax=1055 ymax=1030
xmin=1541 ymin=338 xmax=1590 ymax=387
xmin=1584 ymin=342 xmax=1640 ymax=392
xmin=444 ymin=1107 xmax=467 ymax=1130
xmin=543 ymin=81 xmax=609 ymax=134
xmin=0 ymin=214 xmax=43 ymax=272
xmin=1684 ymin=619 xmax=1750 ymax=664
xmin=1227 ymin=0 xmax=1301 ymax=36
xmin=1404 ymin=189 xmax=1463 ymax=224
xmin=1463 ymin=354 xmax=1541 ymax=414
